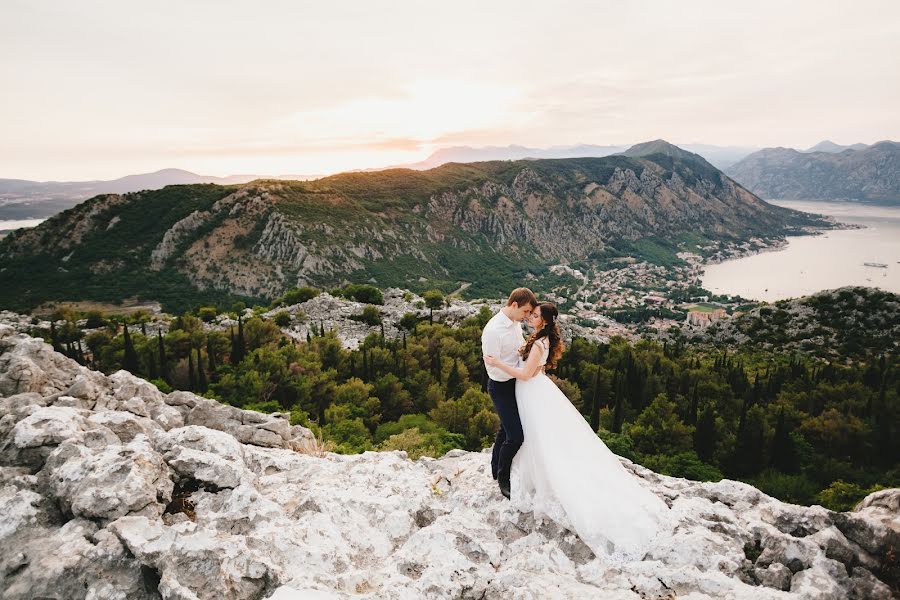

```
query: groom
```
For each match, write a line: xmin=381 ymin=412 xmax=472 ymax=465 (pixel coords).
xmin=481 ymin=287 xmax=538 ymax=499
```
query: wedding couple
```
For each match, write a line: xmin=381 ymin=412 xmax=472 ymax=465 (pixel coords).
xmin=482 ymin=287 xmax=671 ymax=563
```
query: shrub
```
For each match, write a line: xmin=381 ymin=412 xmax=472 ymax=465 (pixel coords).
xmin=84 ymin=310 xmax=108 ymax=329
xmin=274 ymin=286 xmax=320 ymax=307
xmin=750 ymin=469 xmax=819 ymax=505
xmin=378 ymin=427 xmax=465 ymax=460
xmin=351 ymin=305 xmax=382 ymax=326
xmin=399 ymin=312 xmax=420 ymax=331
xmin=336 ymin=284 xmax=383 ymax=305
xmin=197 ymin=306 xmax=218 ymax=322
xmin=598 ymin=429 xmax=638 ymax=462
xmin=641 ymin=451 xmax=723 ymax=482
xmin=815 ymin=480 xmax=886 ymax=512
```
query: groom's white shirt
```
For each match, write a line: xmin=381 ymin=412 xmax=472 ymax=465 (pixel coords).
xmin=482 ymin=309 xmax=524 ymax=382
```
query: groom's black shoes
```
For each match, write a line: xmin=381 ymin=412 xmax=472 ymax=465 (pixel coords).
xmin=498 ymin=473 xmax=511 ymax=499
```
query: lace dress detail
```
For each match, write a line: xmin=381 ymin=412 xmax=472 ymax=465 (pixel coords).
xmin=510 ymin=338 xmax=672 ymax=563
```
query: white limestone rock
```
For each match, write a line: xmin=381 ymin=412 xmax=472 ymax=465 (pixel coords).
xmin=43 ymin=435 xmax=173 ymax=522
xmin=0 ymin=328 xmax=897 ymax=600
xmin=156 ymin=426 xmax=248 ymax=489
xmin=109 ymin=515 xmax=278 ymax=600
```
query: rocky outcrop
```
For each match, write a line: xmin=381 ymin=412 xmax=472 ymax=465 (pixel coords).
xmin=262 ymin=288 xmax=483 ymax=349
xmin=695 ymin=286 xmax=900 ymax=359
xmin=1 ymin=327 xmax=897 ymax=599
xmin=726 ymin=141 xmax=900 ymax=202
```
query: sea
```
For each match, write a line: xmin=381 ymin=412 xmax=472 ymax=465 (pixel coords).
xmin=701 ymin=200 xmax=900 ymax=302
xmin=0 ymin=218 xmax=47 ymax=231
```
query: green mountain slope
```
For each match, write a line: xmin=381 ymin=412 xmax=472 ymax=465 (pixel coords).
xmin=0 ymin=141 xmax=828 ymax=313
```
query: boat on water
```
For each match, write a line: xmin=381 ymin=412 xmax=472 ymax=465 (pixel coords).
xmin=863 ymin=262 xmax=888 ymax=268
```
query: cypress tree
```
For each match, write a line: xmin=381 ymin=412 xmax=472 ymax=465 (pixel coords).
xmin=434 ymin=347 xmax=443 ymax=385
xmin=362 ymin=348 xmax=369 ymax=381
xmin=141 ymin=322 xmax=147 ymax=336
xmin=688 ymin=381 xmax=699 ymax=425
xmin=122 ymin=324 xmax=140 ymax=374
xmin=207 ymin=336 xmax=217 ymax=379
xmin=446 ymin=358 xmax=463 ymax=399
xmin=50 ymin=321 xmax=62 ymax=353
xmin=694 ymin=407 xmax=717 ymax=462
xmin=611 ymin=371 xmax=624 ymax=433
xmin=157 ymin=329 xmax=168 ymax=383
xmin=148 ymin=347 xmax=158 ymax=380
xmin=236 ymin=316 xmax=247 ymax=363
xmin=590 ymin=352 xmax=607 ymax=432
xmin=197 ymin=346 xmax=207 ymax=392
xmin=770 ymin=409 xmax=797 ymax=472
xmin=187 ymin=351 xmax=196 ymax=391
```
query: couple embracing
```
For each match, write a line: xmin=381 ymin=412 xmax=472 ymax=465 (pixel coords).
xmin=481 ymin=288 xmax=671 ymax=563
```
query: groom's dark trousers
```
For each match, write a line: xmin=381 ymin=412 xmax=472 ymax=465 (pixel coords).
xmin=488 ymin=378 xmax=523 ymax=483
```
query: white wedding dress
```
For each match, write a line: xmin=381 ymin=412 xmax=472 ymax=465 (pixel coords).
xmin=510 ymin=339 xmax=672 ymax=563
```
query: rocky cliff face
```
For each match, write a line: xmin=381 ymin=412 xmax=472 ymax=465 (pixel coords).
xmin=1 ymin=326 xmax=897 ymax=599
xmin=726 ymin=141 xmax=900 ymax=202
xmin=0 ymin=142 xmax=830 ymax=311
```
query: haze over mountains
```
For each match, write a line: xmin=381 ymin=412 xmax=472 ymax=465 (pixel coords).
xmin=0 ymin=169 xmax=323 ymax=220
xmin=726 ymin=140 xmax=900 ymax=203
xmin=0 ymin=140 xmax=830 ymax=312
xmin=1 ymin=144 xmax=752 ymax=221
xmin=3 ymin=139 xmax=893 ymax=221
xmin=390 ymin=142 xmax=759 ymax=171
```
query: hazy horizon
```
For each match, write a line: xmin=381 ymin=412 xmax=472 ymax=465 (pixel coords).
xmin=3 ymin=0 xmax=898 ymax=181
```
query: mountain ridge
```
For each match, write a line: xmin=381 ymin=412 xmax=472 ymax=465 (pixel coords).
xmin=0 ymin=142 xmax=830 ymax=312
xmin=0 ymin=169 xmax=323 ymax=221
xmin=726 ymin=141 xmax=900 ymax=202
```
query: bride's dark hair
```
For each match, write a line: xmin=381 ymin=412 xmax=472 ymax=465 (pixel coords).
xmin=520 ymin=302 xmax=564 ymax=369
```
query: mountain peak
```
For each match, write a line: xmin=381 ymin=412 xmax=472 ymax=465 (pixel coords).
xmin=619 ymin=139 xmax=703 ymax=162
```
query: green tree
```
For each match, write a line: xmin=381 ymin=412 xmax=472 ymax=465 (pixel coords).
xmin=694 ymin=407 xmax=718 ymax=463
xmin=122 ymin=323 xmax=140 ymax=374
xmin=446 ymin=358 xmax=464 ymax=399
xmin=423 ymin=290 xmax=444 ymax=322
xmin=815 ymin=480 xmax=886 ymax=512
xmin=197 ymin=306 xmax=218 ymax=322
xmin=352 ymin=305 xmax=382 ymax=326
xmin=430 ymin=388 xmax=498 ymax=450
xmin=274 ymin=286 xmax=320 ymax=307
xmin=626 ymin=393 xmax=694 ymax=456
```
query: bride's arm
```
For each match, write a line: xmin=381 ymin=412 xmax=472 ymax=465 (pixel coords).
xmin=485 ymin=341 xmax=545 ymax=381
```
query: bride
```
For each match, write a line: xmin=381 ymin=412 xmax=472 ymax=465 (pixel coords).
xmin=485 ymin=302 xmax=671 ymax=563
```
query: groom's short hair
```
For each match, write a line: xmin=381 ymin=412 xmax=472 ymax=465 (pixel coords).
xmin=507 ymin=287 xmax=538 ymax=308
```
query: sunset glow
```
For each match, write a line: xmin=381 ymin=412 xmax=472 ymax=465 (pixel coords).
xmin=1 ymin=0 xmax=898 ymax=180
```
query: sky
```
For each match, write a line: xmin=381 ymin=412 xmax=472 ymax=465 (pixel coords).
xmin=2 ymin=0 xmax=899 ymax=181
